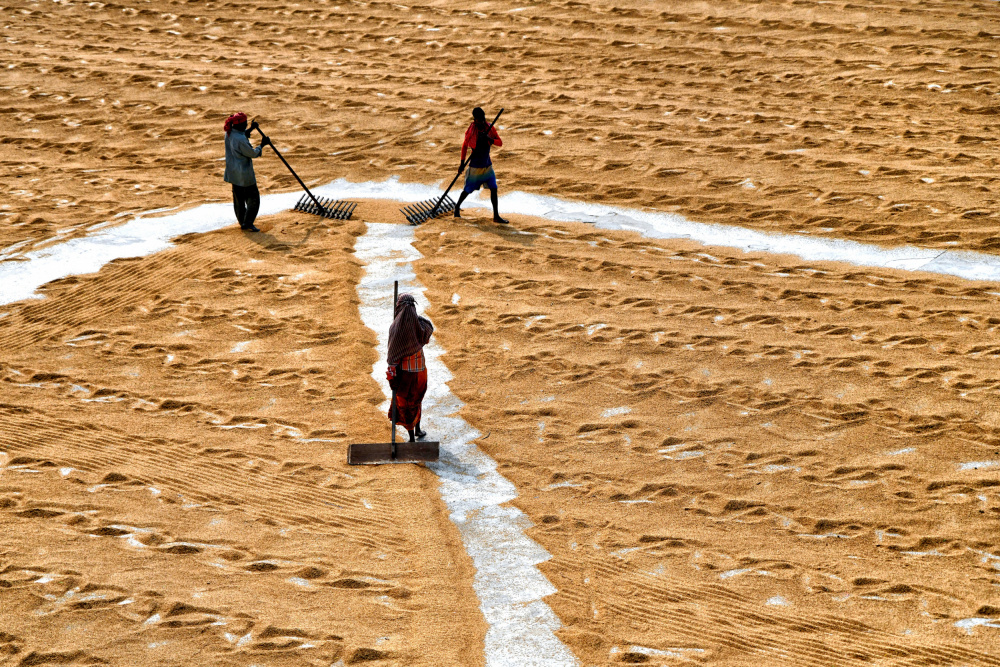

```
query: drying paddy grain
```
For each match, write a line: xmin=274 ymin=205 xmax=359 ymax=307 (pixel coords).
xmin=2 ymin=0 xmax=1000 ymax=664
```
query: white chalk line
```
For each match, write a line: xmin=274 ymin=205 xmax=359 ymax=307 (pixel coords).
xmin=354 ymin=223 xmax=578 ymax=666
xmin=4 ymin=175 xmax=1000 ymax=307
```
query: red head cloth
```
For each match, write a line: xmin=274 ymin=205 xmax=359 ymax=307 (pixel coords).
xmin=224 ymin=112 xmax=247 ymax=135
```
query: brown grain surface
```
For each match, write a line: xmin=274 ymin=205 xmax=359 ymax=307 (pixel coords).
xmin=3 ymin=0 xmax=1000 ymax=664
xmin=417 ymin=209 xmax=1000 ymax=664
xmin=0 ymin=210 xmax=485 ymax=666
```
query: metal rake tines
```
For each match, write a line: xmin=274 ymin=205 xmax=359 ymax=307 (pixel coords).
xmin=400 ymin=196 xmax=456 ymax=225
xmin=293 ymin=195 xmax=358 ymax=220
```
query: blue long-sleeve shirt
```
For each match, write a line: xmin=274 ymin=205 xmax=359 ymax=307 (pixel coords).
xmin=224 ymin=131 xmax=263 ymax=187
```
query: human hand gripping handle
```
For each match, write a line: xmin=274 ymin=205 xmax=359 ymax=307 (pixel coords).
xmin=247 ymin=120 xmax=270 ymax=148
xmin=457 ymin=129 xmax=496 ymax=173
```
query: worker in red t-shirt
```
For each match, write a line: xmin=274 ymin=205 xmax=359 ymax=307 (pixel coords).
xmin=454 ymin=107 xmax=507 ymax=224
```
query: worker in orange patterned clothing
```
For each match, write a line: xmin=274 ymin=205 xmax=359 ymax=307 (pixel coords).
xmin=453 ymin=107 xmax=507 ymax=224
xmin=386 ymin=293 xmax=433 ymax=442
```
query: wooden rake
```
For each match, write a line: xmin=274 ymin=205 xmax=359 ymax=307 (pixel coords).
xmin=348 ymin=281 xmax=440 ymax=465
xmin=254 ymin=124 xmax=358 ymax=220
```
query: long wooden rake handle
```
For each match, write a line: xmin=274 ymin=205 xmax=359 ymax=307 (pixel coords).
xmin=390 ymin=280 xmax=399 ymax=458
xmin=254 ymin=125 xmax=328 ymax=215
xmin=431 ymin=108 xmax=504 ymax=215
xmin=389 ymin=389 xmax=398 ymax=458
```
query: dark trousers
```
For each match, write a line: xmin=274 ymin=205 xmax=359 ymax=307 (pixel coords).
xmin=232 ymin=183 xmax=260 ymax=228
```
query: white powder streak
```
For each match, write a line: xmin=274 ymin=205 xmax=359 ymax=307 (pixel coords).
xmin=0 ymin=179 xmax=441 ymax=306
xmin=5 ymin=176 xmax=1000 ymax=307
xmin=354 ymin=222 xmax=577 ymax=666
xmin=493 ymin=191 xmax=1000 ymax=281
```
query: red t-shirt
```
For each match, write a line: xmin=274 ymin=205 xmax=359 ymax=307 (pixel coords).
xmin=461 ymin=123 xmax=502 ymax=163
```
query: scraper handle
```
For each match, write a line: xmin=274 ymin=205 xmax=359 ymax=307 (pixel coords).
xmin=390 ymin=389 xmax=398 ymax=459
xmin=390 ymin=280 xmax=399 ymax=458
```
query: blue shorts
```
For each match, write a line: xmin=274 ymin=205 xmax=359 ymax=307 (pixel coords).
xmin=463 ymin=165 xmax=497 ymax=193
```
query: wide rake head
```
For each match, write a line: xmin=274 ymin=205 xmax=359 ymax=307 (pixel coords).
xmin=400 ymin=196 xmax=456 ymax=225
xmin=293 ymin=195 xmax=358 ymax=220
